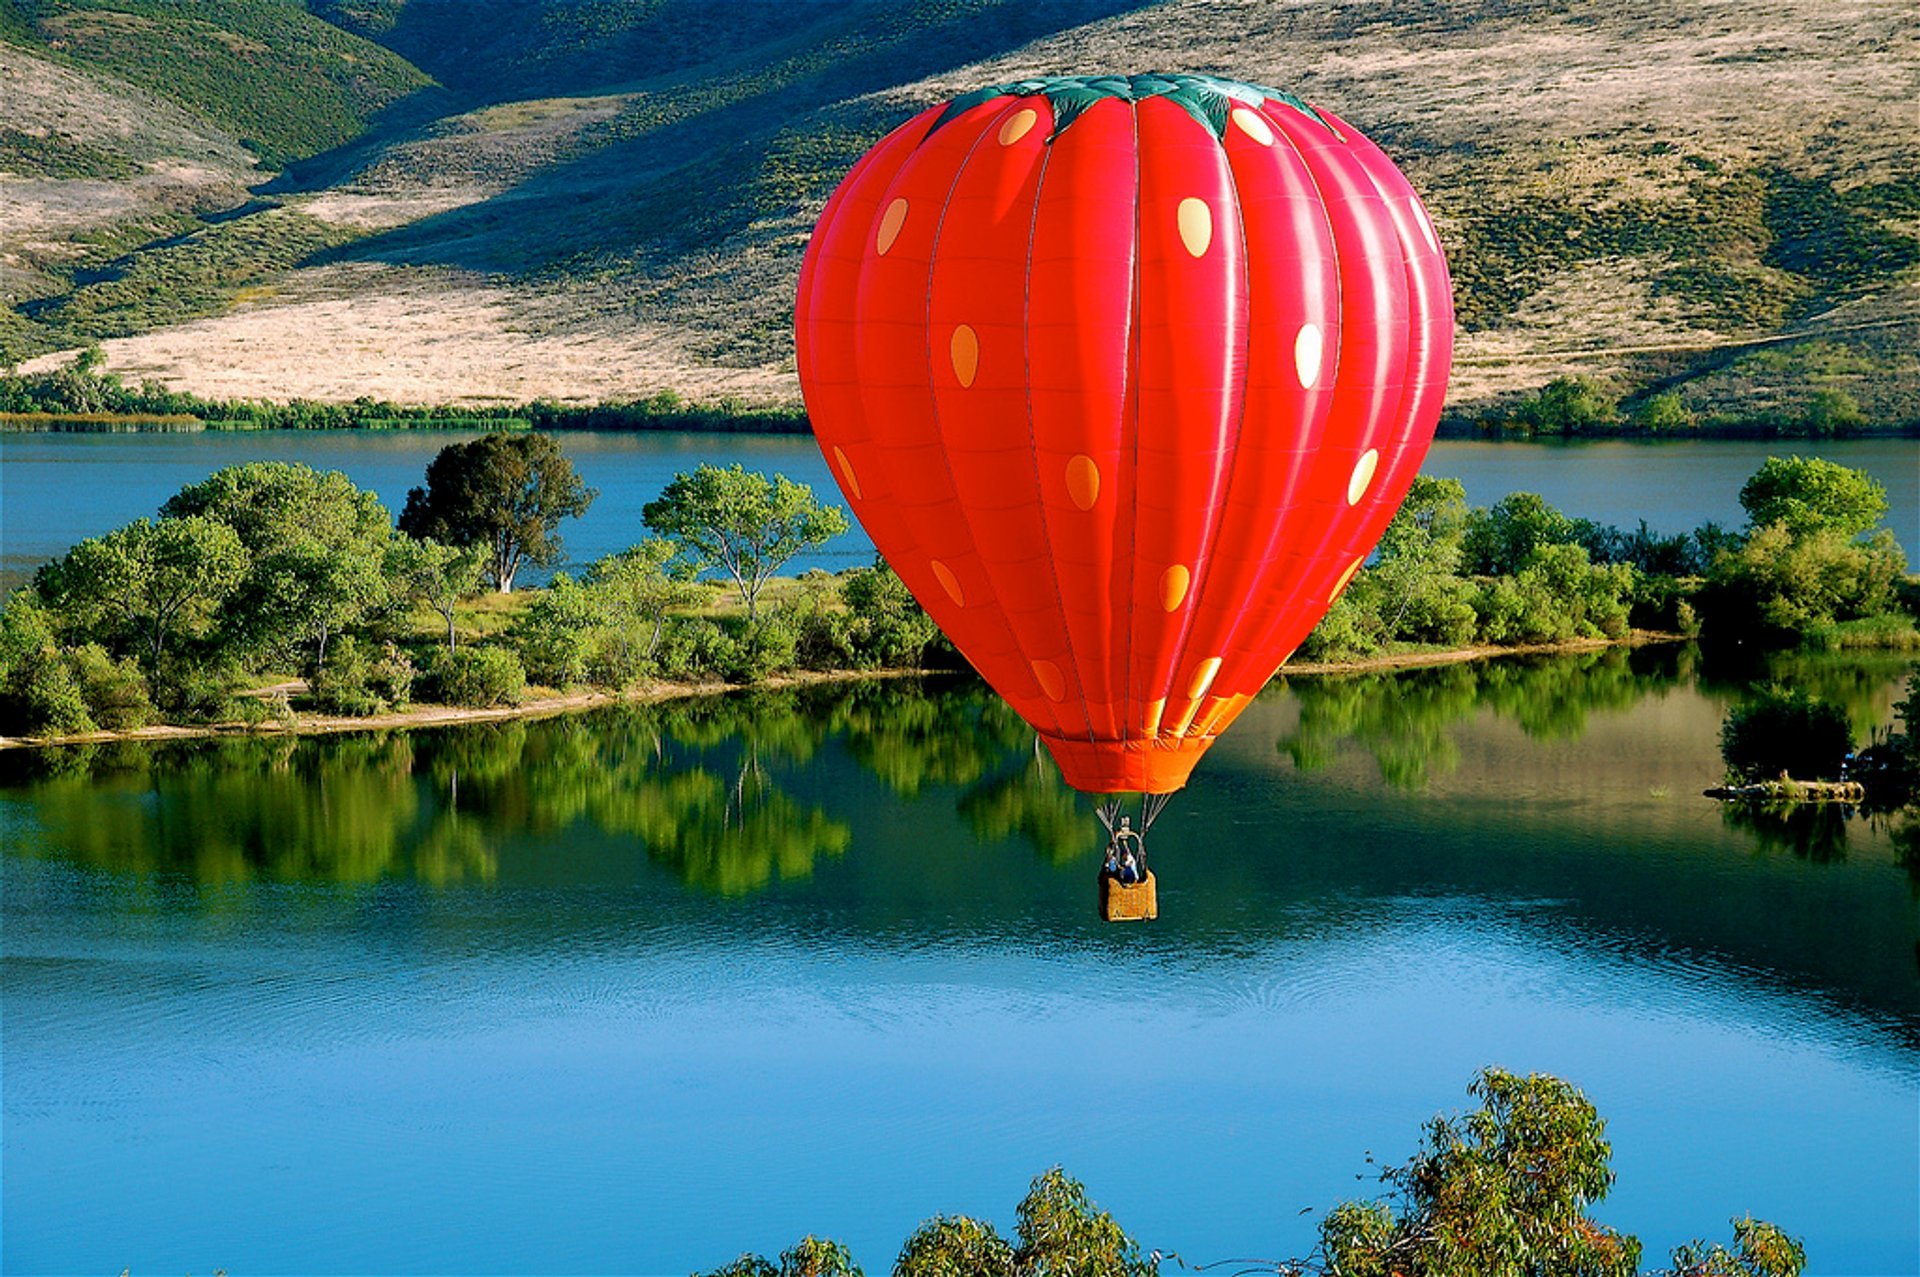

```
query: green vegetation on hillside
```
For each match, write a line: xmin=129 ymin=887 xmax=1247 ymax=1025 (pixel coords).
xmin=0 ymin=0 xmax=432 ymax=166
xmin=25 ymin=206 xmax=360 ymax=343
xmin=0 ymin=125 xmax=139 ymax=178
xmin=4 ymin=0 xmax=1916 ymax=418
xmin=1445 ymin=165 xmax=1920 ymax=335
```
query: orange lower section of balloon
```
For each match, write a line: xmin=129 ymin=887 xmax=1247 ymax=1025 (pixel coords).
xmin=795 ymin=74 xmax=1453 ymax=794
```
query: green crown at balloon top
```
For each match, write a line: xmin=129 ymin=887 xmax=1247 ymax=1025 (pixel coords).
xmin=926 ymin=72 xmax=1335 ymax=143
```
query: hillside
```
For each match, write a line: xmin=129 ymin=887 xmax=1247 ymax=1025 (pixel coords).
xmin=2 ymin=0 xmax=1916 ymax=423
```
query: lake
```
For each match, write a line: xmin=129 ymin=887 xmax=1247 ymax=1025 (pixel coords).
xmin=3 ymin=647 xmax=1916 ymax=1275
xmin=3 ymin=431 xmax=1915 ymax=588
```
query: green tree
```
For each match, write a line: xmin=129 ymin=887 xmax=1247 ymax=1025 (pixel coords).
xmin=1463 ymin=492 xmax=1579 ymax=576
xmin=257 ymin=538 xmax=389 ymax=672
xmin=398 ymin=434 xmax=596 ymax=592
xmin=1502 ymin=377 xmax=1620 ymax=435
xmin=34 ymin=515 xmax=246 ymax=666
xmin=697 ymin=1237 xmax=860 ymax=1277
xmin=643 ymin=464 xmax=850 ymax=620
xmin=162 ymin=462 xmax=394 ymax=667
xmin=583 ymin=539 xmax=704 ymax=680
xmin=1663 ymin=1218 xmax=1807 ymax=1277
xmin=1802 ymin=388 xmax=1866 ymax=437
xmin=0 ymin=589 xmax=92 ymax=736
xmin=1737 ymin=456 xmax=1888 ymax=541
xmin=1372 ymin=476 xmax=1475 ymax=642
xmin=1319 ymin=1068 xmax=1641 ymax=1277
xmin=388 ymin=537 xmax=483 ymax=652
xmin=1630 ymin=390 xmax=1697 ymax=434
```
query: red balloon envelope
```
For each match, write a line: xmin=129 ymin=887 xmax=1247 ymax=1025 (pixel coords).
xmin=795 ymin=73 xmax=1453 ymax=795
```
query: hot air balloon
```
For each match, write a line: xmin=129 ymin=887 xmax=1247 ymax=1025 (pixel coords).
xmin=795 ymin=73 xmax=1452 ymax=879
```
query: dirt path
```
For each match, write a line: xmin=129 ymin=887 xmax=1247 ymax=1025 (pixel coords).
xmin=0 ymin=633 xmax=1689 ymax=753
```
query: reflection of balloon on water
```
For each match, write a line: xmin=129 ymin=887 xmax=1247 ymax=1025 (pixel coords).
xmin=796 ymin=72 xmax=1453 ymax=799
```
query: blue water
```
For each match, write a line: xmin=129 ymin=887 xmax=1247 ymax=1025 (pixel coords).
xmin=3 ymin=432 xmax=1915 ymax=586
xmin=3 ymin=653 xmax=1916 ymax=1275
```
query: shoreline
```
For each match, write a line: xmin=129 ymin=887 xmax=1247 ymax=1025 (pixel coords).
xmin=0 ymin=632 xmax=1689 ymax=753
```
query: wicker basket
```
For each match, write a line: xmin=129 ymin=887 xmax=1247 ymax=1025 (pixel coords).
xmin=1099 ymin=870 xmax=1158 ymax=922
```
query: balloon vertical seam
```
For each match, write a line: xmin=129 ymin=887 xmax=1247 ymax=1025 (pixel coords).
xmin=1015 ymin=124 xmax=1100 ymax=749
xmin=1116 ymin=94 xmax=1147 ymax=755
xmin=1159 ymin=110 xmax=1257 ymax=741
xmin=915 ymin=96 xmax=1075 ymax=742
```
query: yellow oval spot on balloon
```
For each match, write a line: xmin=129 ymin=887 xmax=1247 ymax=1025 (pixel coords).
xmin=950 ymin=324 xmax=978 ymax=387
xmin=1230 ymin=107 xmax=1273 ymax=145
xmin=1186 ymin=656 xmax=1222 ymax=702
xmin=875 ymin=198 xmax=908 ymax=255
xmin=1065 ymin=454 xmax=1100 ymax=510
xmin=1032 ymin=658 xmax=1065 ymax=703
xmin=1295 ymin=322 xmax=1323 ymax=388
xmin=1159 ymin=564 xmax=1190 ymax=611
xmin=1333 ymin=556 xmax=1364 ymax=598
xmin=1347 ymin=448 xmax=1380 ymax=506
xmin=998 ymin=108 xmax=1038 ymax=146
xmin=1177 ymin=197 xmax=1212 ymax=257
xmin=831 ymin=446 xmax=862 ymax=499
xmin=930 ymin=559 xmax=963 ymax=607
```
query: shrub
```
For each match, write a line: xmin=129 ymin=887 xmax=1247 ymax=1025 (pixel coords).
xmin=1702 ymin=523 xmax=1906 ymax=642
xmin=421 ymin=646 xmax=525 ymax=708
xmin=66 ymin=643 xmax=155 ymax=730
xmin=0 ymin=591 xmax=93 ymax=736
xmin=1720 ymin=686 xmax=1853 ymax=781
xmin=836 ymin=561 xmax=940 ymax=668
xmin=728 ymin=614 xmax=799 ymax=682
xmin=512 ymin=573 xmax=600 ymax=687
xmin=655 ymin=616 xmax=738 ymax=682
xmin=1298 ymin=588 xmax=1383 ymax=662
xmin=149 ymin=656 xmax=243 ymax=724
xmin=310 ymin=635 xmax=413 ymax=716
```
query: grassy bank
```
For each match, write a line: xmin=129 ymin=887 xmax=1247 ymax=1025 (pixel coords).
xmin=0 ymin=622 xmax=1691 ymax=753
xmin=0 ymin=365 xmax=808 ymax=432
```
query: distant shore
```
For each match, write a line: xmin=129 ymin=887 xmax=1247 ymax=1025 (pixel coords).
xmin=0 ymin=631 xmax=1688 ymax=753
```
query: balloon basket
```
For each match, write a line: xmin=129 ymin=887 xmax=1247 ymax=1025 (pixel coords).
xmin=1099 ymin=870 xmax=1158 ymax=923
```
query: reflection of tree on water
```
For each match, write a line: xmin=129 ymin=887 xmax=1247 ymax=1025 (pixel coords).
xmin=1721 ymin=800 xmax=1851 ymax=864
xmin=958 ymin=741 xmax=1100 ymax=864
xmin=1277 ymin=647 xmax=1684 ymax=790
xmin=1699 ymin=647 xmax=1914 ymax=739
xmin=414 ymin=701 xmax=851 ymax=896
xmin=2 ymin=732 xmax=499 ymax=885
xmin=831 ymin=680 xmax=1027 ymax=798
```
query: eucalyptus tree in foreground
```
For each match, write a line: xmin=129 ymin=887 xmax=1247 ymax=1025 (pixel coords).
xmin=399 ymin=433 xmax=596 ymax=593
xmin=642 ymin=464 xmax=848 ymax=621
